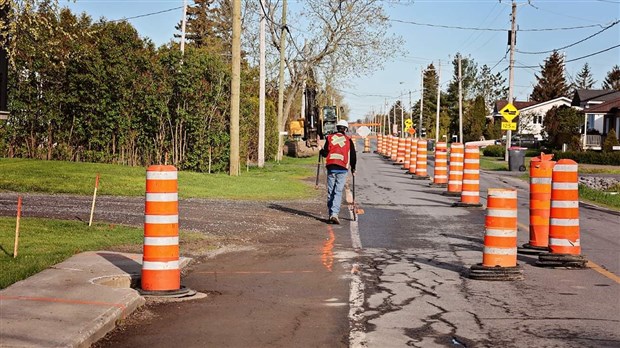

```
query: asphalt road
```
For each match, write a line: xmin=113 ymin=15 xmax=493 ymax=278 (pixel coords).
xmin=1 ymin=143 xmax=618 ymax=347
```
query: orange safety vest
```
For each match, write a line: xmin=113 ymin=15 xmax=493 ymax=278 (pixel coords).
xmin=326 ymin=133 xmax=351 ymax=168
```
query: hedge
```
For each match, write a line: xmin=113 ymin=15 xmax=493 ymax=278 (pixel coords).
xmin=552 ymin=151 xmax=620 ymax=165
xmin=482 ymin=145 xmax=505 ymax=157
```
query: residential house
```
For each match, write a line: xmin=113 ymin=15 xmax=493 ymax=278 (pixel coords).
xmin=492 ymin=97 xmax=572 ymax=141
xmin=571 ymin=89 xmax=620 ymax=149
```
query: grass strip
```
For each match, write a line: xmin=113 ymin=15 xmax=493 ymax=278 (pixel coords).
xmin=0 ymin=157 xmax=318 ymax=200
xmin=579 ymin=185 xmax=620 ymax=211
xmin=0 ymin=217 xmax=210 ymax=289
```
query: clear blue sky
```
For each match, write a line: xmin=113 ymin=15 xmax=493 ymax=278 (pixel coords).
xmin=65 ymin=0 xmax=620 ymax=119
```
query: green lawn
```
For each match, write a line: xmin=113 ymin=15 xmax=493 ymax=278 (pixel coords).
xmin=579 ymin=185 xmax=620 ymax=210
xmin=0 ymin=157 xmax=318 ymax=200
xmin=0 ymin=218 xmax=143 ymax=289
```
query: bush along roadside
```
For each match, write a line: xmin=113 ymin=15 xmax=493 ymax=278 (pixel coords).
xmin=552 ymin=151 xmax=620 ymax=165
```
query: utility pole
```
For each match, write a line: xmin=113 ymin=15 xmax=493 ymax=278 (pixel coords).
xmin=180 ymin=0 xmax=187 ymax=54
xmin=435 ymin=60 xmax=441 ymax=143
xmin=409 ymin=90 xmax=412 ymax=138
xmin=276 ymin=0 xmax=287 ymax=162
xmin=229 ymin=0 xmax=241 ymax=176
xmin=505 ymin=0 xmax=516 ymax=161
xmin=419 ymin=69 xmax=424 ymax=139
xmin=400 ymin=98 xmax=404 ymax=138
xmin=0 ymin=1 xmax=9 ymax=119
xmin=258 ymin=0 xmax=266 ymax=167
xmin=458 ymin=54 xmax=463 ymax=143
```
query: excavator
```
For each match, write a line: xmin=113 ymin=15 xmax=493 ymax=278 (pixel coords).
xmin=285 ymin=82 xmax=339 ymax=157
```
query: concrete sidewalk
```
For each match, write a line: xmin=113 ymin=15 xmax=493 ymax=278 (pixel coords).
xmin=0 ymin=251 xmax=191 ymax=348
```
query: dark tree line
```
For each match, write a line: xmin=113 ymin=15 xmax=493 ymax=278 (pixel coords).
xmin=0 ymin=2 xmax=278 ymax=172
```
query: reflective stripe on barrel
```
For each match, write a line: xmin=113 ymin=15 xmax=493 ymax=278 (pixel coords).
xmin=142 ymin=165 xmax=180 ymax=291
xmin=447 ymin=143 xmax=464 ymax=193
xmin=549 ymin=159 xmax=580 ymax=255
xmin=482 ymin=188 xmax=518 ymax=267
xmin=391 ymin=136 xmax=398 ymax=161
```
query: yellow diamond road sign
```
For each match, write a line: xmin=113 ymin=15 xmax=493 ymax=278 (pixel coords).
xmin=500 ymin=103 xmax=519 ymax=122
xmin=405 ymin=119 xmax=413 ymax=127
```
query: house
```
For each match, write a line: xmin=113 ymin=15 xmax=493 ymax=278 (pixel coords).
xmin=571 ymin=89 xmax=620 ymax=149
xmin=492 ymin=97 xmax=572 ymax=141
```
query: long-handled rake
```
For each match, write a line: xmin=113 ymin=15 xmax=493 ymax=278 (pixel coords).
xmin=314 ymin=155 xmax=322 ymax=190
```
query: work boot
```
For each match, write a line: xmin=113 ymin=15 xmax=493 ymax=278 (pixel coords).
xmin=329 ymin=215 xmax=340 ymax=224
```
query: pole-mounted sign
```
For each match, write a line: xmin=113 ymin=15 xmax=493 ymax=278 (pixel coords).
xmin=500 ymin=103 xmax=519 ymax=131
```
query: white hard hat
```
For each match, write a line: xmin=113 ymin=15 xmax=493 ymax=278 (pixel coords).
xmin=336 ymin=120 xmax=349 ymax=128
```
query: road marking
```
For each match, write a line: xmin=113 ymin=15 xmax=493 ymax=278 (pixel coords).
xmin=322 ymin=226 xmax=336 ymax=272
xmin=348 ymin=210 xmax=366 ymax=347
xmin=0 ymin=295 xmax=126 ymax=310
xmin=517 ymin=222 xmax=620 ymax=284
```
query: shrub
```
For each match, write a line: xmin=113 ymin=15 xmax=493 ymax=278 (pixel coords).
xmin=482 ymin=145 xmax=505 ymax=157
xmin=603 ymin=129 xmax=619 ymax=152
xmin=552 ymin=150 xmax=620 ymax=165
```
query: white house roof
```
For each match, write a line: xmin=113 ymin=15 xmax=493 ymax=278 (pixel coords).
xmin=518 ymin=97 xmax=572 ymax=113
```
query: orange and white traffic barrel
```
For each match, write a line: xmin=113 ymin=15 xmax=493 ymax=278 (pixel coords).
xmin=141 ymin=165 xmax=183 ymax=294
xmin=395 ymin=138 xmax=406 ymax=164
xmin=413 ymin=139 xmax=428 ymax=179
xmin=469 ymin=188 xmax=523 ymax=281
xmin=390 ymin=136 xmax=398 ymax=161
xmin=363 ymin=137 xmax=371 ymax=153
xmin=430 ymin=141 xmax=448 ymax=187
xmin=444 ymin=143 xmax=464 ymax=196
xmin=408 ymin=138 xmax=418 ymax=174
xmin=520 ymin=153 xmax=555 ymax=254
xmin=453 ymin=145 xmax=482 ymax=207
xmin=403 ymin=138 xmax=412 ymax=170
xmin=376 ymin=134 xmax=383 ymax=154
xmin=537 ymin=159 xmax=587 ymax=268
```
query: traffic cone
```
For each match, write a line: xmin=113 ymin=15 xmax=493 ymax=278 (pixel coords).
xmin=408 ymin=138 xmax=419 ymax=174
xmin=412 ymin=139 xmax=429 ymax=179
xmin=403 ymin=137 xmax=412 ymax=170
xmin=395 ymin=137 xmax=406 ymax=164
xmin=453 ymin=145 xmax=482 ymax=207
xmin=363 ymin=137 xmax=371 ymax=153
xmin=537 ymin=159 xmax=587 ymax=268
xmin=469 ymin=188 xmax=523 ymax=281
xmin=430 ymin=141 xmax=448 ymax=187
xmin=519 ymin=153 xmax=555 ymax=254
xmin=443 ymin=143 xmax=464 ymax=197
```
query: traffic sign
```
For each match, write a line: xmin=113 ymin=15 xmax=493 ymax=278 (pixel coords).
xmin=404 ymin=119 xmax=413 ymax=127
xmin=501 ymin=122 xmax=517 ymax=131
xmin=408 ymin=128 xmax=416 ymax=135
xmin=356 ymin=125 xmax=371 ymax=138
xmin=499 ymin=103 xmax=519 ymax=122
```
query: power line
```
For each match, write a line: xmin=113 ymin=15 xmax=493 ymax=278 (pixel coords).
xmin=514 ymin=43 xmax=620 ymax=68
xmin=389 ymin=18 xmax=610 ymax=32
xmin=108 ymin=6 xmax=183 ymax=23
xmin=516 ymin=20 xmax=619 ymax=54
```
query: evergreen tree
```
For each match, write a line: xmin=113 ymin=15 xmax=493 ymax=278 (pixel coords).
xmin=176 ymin=0 xmax=231 ymax=53
xmin=474 ymin=64 xmax=507 ymax=113
xmin=530 ymin=51 xmax=570 ymax=102
xmin=421 ymin=64 xmax=439 ymax=137
xmin=543 ymin=105 xmax=583 ymax=150
xmin=445 ymin=54 xmax=477 ymax=137
xmin=463 ymin=95 xmax=486 ymax=142
xmin=602 ymin=129 xmax=619 ymax=152
xmin=602 ymin=65 xmax=620 ymax=91
xmin=574 ymin=63 xmax=595 ymax=90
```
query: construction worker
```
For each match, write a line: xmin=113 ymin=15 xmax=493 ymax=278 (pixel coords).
xmin=319 ymin=120 xmax=357 ymax=224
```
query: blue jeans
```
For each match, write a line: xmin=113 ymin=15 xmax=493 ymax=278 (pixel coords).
xmin=327 ymin=170 xmax=348 ymax=217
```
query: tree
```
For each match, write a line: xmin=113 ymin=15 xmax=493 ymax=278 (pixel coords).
xmin=602 ymin=65 xmax=620 ymax=91
xmin=261 ymin=0 xmax=404 ymax=154
xmin=463 ymin=95 xmax=486 ymax=142
xmin=542 ymin=105 xmax=583 ymax=150
xmin=421 ymin=64 xmax=439 ymax=138
xmin=602 ymin=128 xmax=619 ymax=152
xmin=574 ymin=63 xmax=595 ymax=90
xmin=445 ymin=54 xmax=477 ymax=137
xmin=474 ymin=64 xmax=507 ymax=113
xmin=530 ymin=51 xmax=570 ymax=102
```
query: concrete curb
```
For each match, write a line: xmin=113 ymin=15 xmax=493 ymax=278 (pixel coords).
xmin=0 ymin=251 xmax=192 ymax=348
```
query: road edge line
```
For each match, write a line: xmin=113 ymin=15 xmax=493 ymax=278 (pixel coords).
xmin=348 ymin=210 xmax=366 ymax=347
